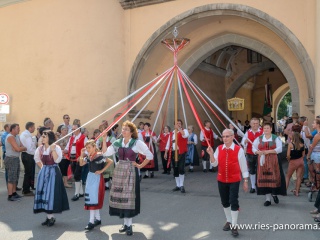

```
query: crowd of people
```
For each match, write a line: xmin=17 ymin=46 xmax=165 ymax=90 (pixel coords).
xmin=1 ymin=112 xmax=320 ymax=237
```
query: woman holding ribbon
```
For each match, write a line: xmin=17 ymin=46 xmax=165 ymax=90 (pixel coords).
xmin=103 ymin=121 xmax=153 ymax=236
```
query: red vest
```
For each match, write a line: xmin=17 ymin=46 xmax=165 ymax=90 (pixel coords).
xmin=159 ymin=133 xmax=170 ymax=152
xmin=246 ymin=128 xmax=263 ymax=154
xmin=201 ymin=128 xmax=214 ymax=147
xmin=68 ymin=134 xmax=86 ymax=159
xmin=176 ymin=131 xmax=188 ymax=154
xmin=217 ymin=144 xmax=241 ymax=183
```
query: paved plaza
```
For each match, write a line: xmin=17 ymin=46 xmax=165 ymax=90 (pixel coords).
xmin=0 ymin=159 xmax=319 ymax=240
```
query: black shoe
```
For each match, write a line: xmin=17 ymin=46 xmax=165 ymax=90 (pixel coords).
xmin=41 ymin=218 xmax=49 ymax=226
xmin=94 ymin=219 xmax=101 ymax=226
xmin=16 ymin=187 xmax=22 ymax=191
xmin=231 ymin=227 xmax=239 ymax=236
xmin=272 ymin=195 xmax=279 ymax=204
xmin=223 ymin=222 xmax=231 ymax=231
xmin=47 ymin=218 xmax=55 ymax=227
xmin=188 ymin=169 xmax=193 ymax=172
xmin=172 ymin=186 xmax=180 ymax=191
xmin=79 ymin=194 xmax=84 ymax=198
xmin=31 ymin=187 xmax=36 ymax=190
xmin=71 ymin=194 xmax=80 ymax=201
xmin=85 ymin=222 xmax=95 ymax=231
xmin=180 ymin=186 xmax=186 ymax=193
xmin=264 ymin=201 xmax=271 ymax=206
xmin=167 ymin=172 xmax=171 ymax=175
xmin=250 ymin=188 xmax=256 ymax=194
xmin=162 ymin=171 xmax=167 ymax=174
xmin=13 ymin=193 xmax=23 ymax=199
xmin=143 ymin=175 xmax=149 ymax=179
xmin=119 ymin=225 xmax=128 ymax=233
xmin=105 ymin=187 xmax=109 ymax=190
xmin=203 ymin=169 xmax=207 ymax=173
xmin=126 ymin=225 xmax=133 ymax=236
xmin=8 ymin=196 xmax=20 ymax=202
xmin=209 ymin=169 xmax=214 ymax=172
xmin=150 ymin=172 xmax=154 ymax=178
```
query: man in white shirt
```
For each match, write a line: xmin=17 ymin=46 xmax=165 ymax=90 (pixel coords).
xmin=64 ymin=124 xmax=88 ymax=201
xmin=20 ymin=122 xmax=37 ymax=196
xmin=59 ymin=114 xmax=72 ymax=133
xmin=164 ymin=119 xmax=189 ymax=193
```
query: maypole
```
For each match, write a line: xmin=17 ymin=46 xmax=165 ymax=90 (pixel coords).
xmin=161 ymin=27 xmax=190 ymax=166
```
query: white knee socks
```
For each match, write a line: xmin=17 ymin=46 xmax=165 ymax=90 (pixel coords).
xmin=250 ymin=174 xmax=256 ymax=189
xmin=47 ymin=214 xmax=54 ymax=219
xmin=266 ymin=193 xmax=271 ymax=202
xmin=231 ymin=210 xmax=239 ymax=227
xmin=75 ymin=182 xmax=80 ymax=195
xmin=202 ymin=161 xmax=207 ymax=170
xmin=89 ymin=210 xmax=95 ymax=223
xmin=124 ymin=218 xmax=132 ymax=226
xmin=175 ymin=177 xmax=180 ymax=187
xmin=179 ymin=174 xmax=185 ymax=187
xmin=223 ymin=207 xmax=232 ymax=223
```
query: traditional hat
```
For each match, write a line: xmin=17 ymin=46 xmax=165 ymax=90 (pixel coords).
xmin=291 ymin=112 xmax=299 ymax=119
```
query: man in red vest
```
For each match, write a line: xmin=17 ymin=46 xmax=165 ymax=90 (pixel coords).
xmin=64 ymin=124 xmax=88 ymax=201
xmin=207 ymin=129 xmax=249 ymax=237
xmin=164 ymin=119 xmax=189 ymax=193
xmin=241 ymin=118 xmax=263 ymax=193
xmin=200 ymin=120 xmax=221 ymax=172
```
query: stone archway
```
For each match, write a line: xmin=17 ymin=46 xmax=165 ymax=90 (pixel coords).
xmin=128 ymin=3 xmax=315 ymax=114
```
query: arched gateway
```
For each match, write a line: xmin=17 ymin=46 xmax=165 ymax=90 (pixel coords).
xmin=128 ymin=4 xmax=315 ymax=116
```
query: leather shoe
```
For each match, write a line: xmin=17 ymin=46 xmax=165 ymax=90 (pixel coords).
xmin=16 ymin=187 xmax=22 ymax=191
xmin=272 ymin=195 xmax=279 ymax=204
xmin=47 ymin=218 xmax=55 ymax=227
xmin=172 ymin=186 xmax=180 ymax=191
xmin=231 ymin=227 xmax=239 ymax=236
xmin=209 ymin=169 xmax=215 ymax=172
xmin=85 ymin=222 xmax=95 ymax=230
xmin=150 ymin=172 xmax=154 ymax=178
xmin=143 ymin=175 xmax=149 ymax=179
xmin=126 ymin=225 xmax=133 ymax=236
xmin=188 ymin=169 xmax=193 ymax=172
xmin=119 ymin=225 xmax=128 ymax=233
xmin=94 ymin=219 xmax=101 ymax=226
xmin=79 ymin=194 xmax=84 ymax=198
xmin=41 ymin=218 xmax=49 ymax=226
xmin=71 ymin=194 xmax=80 ymax=201
xmin=203 ymin=169 xmax=207 ymax=173
xmin=180 ymin=186 xmax=186 ymax=193
xmin=162 ymin=171 xmax=167 ymax=174
xmin=264 ymin=201 xmax=271 ymax=206
xmin=250 ymin=188 xmax=256 ymax=194
xmin=223 ymin=222 xmax=231 ymax=231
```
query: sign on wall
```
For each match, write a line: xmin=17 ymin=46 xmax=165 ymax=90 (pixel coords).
xmin=0 ymin=105 xmax=10 ymax=114
xmin=0 ymin=114 xmax=6 ymax=122
xmin=0 ymin=93 xmax=9 ymax=104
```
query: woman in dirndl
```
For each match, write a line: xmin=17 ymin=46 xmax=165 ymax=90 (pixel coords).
xmin=78 ymin=140 xmax=113 ymax=231
xmin=252 ymin=122 xmax=286 ymax=207
xmin=33 ymin=130 xmax=69 ymax=227
xmin=103 ymin=120 xmax=153 ymax=236
xmin=186 ymin=125 xmax=199 ymax=172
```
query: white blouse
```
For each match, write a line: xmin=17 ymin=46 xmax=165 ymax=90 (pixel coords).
xmin=252 ymin=134 xmax=282 ymax=154
xmin=34 ymin=145 xmax=62 ymax=163
xmin=103 ymin=138 xmax=153 ymax=160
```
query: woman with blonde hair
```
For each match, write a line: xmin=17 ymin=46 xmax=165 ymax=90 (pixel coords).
xmin=103 ymin=120 xmax=153 ymax=236
xmin=79 ymin=140 xmax=113 ymax=231
xmin=285 ymin=132 xmax=305 ymax=196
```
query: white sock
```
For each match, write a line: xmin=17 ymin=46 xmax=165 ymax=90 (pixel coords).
xmin=179 ymin=174 xmax=185 ymax=187
xmin=231 ymin=210 xmax=239 ymax=227
xmin=74 ymin=182 xmax=80 ymax=195
xmin=202 ymin=161 xmax=207 ymax=170
xmin=94 ymin=210 xmax=101 ymax=221
xmin=138 ymin=169 xmax=141 ymax=175
xmin=89 ymin=210 xmax=95 ymax=223
xmin=79 ymin=181 xmax=84 ymax=194
xmin=250 ymin=174 xmax=256 ymax=189
xmin=127 ymin=218 xmax=132 ymax=226
xmin=175 ymin=177 xmax=181 ymax=187
xmin=266 ymin=194 xmax=271 ymax=202
xmin=124 ymin=218 xmax=128 ymax=225
xmin=209 ymin=162 xmax=213 ymax=169
xmin=190 ymin=165 xmax=194 ymax=169
xmin=145 ymin=170 xmax=149 ymax=176
xmin=223 ymin=207 xmax=232 ymax=223
xmin=47 ymin=214 xmax=54 ymax=219
xmin=106 ymin=181 xmax=109 ymax=187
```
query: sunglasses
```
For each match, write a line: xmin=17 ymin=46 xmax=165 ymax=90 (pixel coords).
xmin=64 ymin=117 xmax=70 ymax=119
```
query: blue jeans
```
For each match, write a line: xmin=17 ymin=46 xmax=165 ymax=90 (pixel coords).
xmin=303 ymin=155 xmax=309 ymax=179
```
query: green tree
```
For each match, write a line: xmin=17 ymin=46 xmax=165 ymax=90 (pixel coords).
xmin=277 ymin=92 xmax=292 ymax=119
